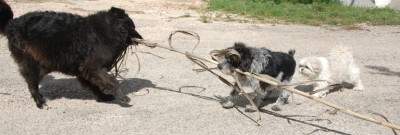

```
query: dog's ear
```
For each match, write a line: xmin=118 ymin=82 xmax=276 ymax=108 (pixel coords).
xmin=109 ymin=7 xmax=126 ymax=16
xmin=108 ymin=7 xmax=143 ymax=40
xmin=233 ymin=42 xmax=246 ymax=52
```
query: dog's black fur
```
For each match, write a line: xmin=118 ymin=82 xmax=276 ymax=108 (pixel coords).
xmin=229 ymin=43 xmax=296 ymax=79
xmin=217 ymin=42 xmax=296 ymax=111
xmin=0 ymin=0 xmax=12 ymax=33
xmin=0 ymin=0 xmax=143 ymax=109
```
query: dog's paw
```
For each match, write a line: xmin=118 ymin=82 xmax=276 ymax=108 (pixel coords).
xmin=312 ymin=93 xmax=327 ymax=98
xmin=353 ymin=86 xmax=364 ymax=91
xmin=119 ymin=96 xmax=131 ymax=103
xmin=37 ymin=103 xmax=50 ymax=110
xmin=35 ymin=97 xmax=48 ymax=109
xmin=271 ymin=105 xmax=281 ymax=111
xmin=42 ymin=103 xmax=50 ymax=110
xmin=245 ymin=105 xmax=257 ymax=112
xmin=96 ymin=94 xmax=116 ymax=102
xmin=222 ymin=101 xmax=235 ymax=109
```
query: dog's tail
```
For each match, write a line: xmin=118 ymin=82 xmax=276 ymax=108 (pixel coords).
xmin=329 ymin=46 xmax=352 ymax=57
xmin=329 ymin=46 xmax=354 ymax=60
xmin=288 ymin=49 xmax=296 ymax=57
xmin=0 ymin=0 xmax=13 ymax=35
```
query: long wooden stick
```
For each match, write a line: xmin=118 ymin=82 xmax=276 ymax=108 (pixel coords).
xmin=185 ymin=53 xmax=262 ymax=124
xmin=235 ymin=69 xmax=400 ymax=131
xmin=233 ymin=75 xmax=262 ymax=122
xmin=133 ymin=33 xmax=400 ymax=131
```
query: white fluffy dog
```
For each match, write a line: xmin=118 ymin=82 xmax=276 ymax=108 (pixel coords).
xmin=298 ymin=46 xmax=364 ymax=97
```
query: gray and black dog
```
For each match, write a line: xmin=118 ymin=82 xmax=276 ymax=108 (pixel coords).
xmin=215 ymin=42 xmax=296 ymax=111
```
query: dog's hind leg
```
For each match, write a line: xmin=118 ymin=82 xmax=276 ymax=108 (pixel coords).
xmin=18 ymin=61 xmax=48 ymax=109
xmin=271 ymin=90 xmax=291 ymax=111
xmin=86 ymin=69 xmax=130 ymax=103
xmin=77 ymin=77 xmax=115 ymax=102
xmin=312 ymin=81 xmax=330 ymax=98
xmin=349 ymin=66 xmax=364 ymax=91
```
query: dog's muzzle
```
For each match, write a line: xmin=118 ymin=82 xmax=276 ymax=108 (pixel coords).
xmin=217 ymin=64 xmax=223 ymax=70
xmin=131 ymin=29 xmax=143 ymax=44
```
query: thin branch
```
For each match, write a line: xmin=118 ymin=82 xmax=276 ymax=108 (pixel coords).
xmin=233 ymin=75 xmax=262 ymax=122
xmin=133 ymin=30 xmax=400 ymax=131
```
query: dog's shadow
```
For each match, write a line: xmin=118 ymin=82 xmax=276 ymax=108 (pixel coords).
xmin=39 ymin=75 xmax=219 ymax=107
xmin=258 ymin=109 xmax=350 ymax=135
xmin=39 ymin=75 xmax=349 ymax=134
xmin=39 ymin=75 xmax=155 ymax=106
xmin=217 ymin=91 xmax=280 ymax=109
xmin=365 ymin=65 xmax=400 ymax=77
xmin=215 ymin=91 xmax=350 ymax=135
xmin=294 ymin=83 xmax=355 ymax=95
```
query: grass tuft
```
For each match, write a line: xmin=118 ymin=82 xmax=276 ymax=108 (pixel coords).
xmin=208 ymin=0 xmax=400 ymax=25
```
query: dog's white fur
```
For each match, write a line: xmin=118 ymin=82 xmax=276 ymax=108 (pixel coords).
xmin=298 ymin=46 xmax=364 ymax=97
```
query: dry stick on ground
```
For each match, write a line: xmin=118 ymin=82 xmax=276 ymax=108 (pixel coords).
xmin=239 ymin=71 xmax=400 ymax=131
xmin=233 ymin=74 xmax=262 ymax=122
xmin=136 ymin=30 xmax=263 ymax=124
xmin=368 ymin=111 xmax=398 ymax=135
xmin=133 ymin=31 xmax=400 ymax=131
xmin=0 ymin=92 xmax=11 ymax=95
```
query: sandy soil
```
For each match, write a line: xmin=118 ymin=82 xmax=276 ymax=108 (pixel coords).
xmin=1 ymin=0 xmax=399 ymax=134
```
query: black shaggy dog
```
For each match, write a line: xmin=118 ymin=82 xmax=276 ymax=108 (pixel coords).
xmin=215 ymin=43 xmax=296 ymax=111
xmin=0 ymin=0 xmax=143 ymax=109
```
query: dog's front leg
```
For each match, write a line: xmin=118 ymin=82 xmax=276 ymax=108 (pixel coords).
xmin=221 ymin=83 xmax=240 ymax=108
xmin=312 ymin=82 xmax=330 ymax=98
xmin=88 ymin=69 xmax=131 ymax=103
xmin=245 ymin=86 xmax=264 ymax=112
xmin=352 ymin=80 xmax=364 ymax=91
xmin=244 ymin=93 xmax=262 ymax=112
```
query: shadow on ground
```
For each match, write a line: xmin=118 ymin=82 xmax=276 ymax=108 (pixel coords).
xmin=259 ymin=109 xmax=350 ymax=135
xmin=39 ymin=75 xmax=219 ymax=107
xmin=365 ymin=65 xmax=400 ymax=77
xmin=156 ymin=86 xmax=350 ymax=135
xmin=39 ymin=75 xmax=155 ymax=100
xmin=38 ymin=75 xmax=350 ymax=134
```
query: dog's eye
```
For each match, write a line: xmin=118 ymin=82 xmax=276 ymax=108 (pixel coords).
xmin=299 ymin=65 xmax=309 ymax=69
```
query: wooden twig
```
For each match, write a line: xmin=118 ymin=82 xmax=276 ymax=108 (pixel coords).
xmin=0 ymin=92 xmax=11 ymax=95
xmin=137 ymin=51 xmax=165 ymax=59
xmin=185 ymin=53 xmax=262 ymax=124
xmin=133 ymin=31 xmax=400 ymax=131
xmin=368 ymin=110 xmax=398 ymax=135
xmin=231 ymin=69 xmax=400 ymax=130
xmin=192 ymin=67 xmax=218 ymax=72
xmin=233 ymin=75 xmax=262 ymax=122
xmin=168 ymin=30 xmax=200 ymax=54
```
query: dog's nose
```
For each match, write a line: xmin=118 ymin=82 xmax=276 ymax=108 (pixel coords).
xmin=217 ymin=64 xmax=223 ymax=69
